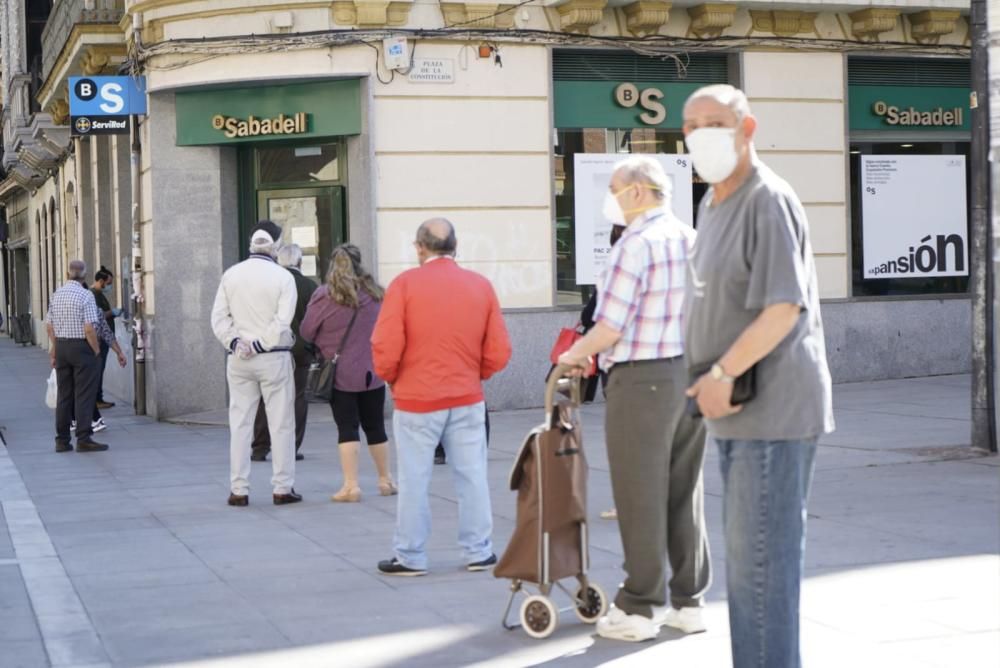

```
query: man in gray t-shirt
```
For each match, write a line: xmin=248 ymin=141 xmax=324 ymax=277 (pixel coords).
xmin=682 ymin=84 xmax=834 ymax=668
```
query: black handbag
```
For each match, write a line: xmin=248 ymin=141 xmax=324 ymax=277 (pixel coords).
xmin=306 ymin=307 xmax=358 ymax=403
xmin=685 ymin=362 xmax=757 ymax=418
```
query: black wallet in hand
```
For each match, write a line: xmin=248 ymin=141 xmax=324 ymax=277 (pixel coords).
xmin=685 ymin=362 xmax=757 ymax=418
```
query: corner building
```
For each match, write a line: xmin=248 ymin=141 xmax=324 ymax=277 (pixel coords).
xmin=1 ymin=0 xmax=971 ymax=417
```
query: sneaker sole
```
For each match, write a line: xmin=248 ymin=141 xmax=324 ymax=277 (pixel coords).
xmin=378 ymin=569 xmax=428 ymax=577
xmin=466 ymin=563 xmax=496 ymax=572
xmin=597 ymin=627 xmax=659 ymax=642
xmin=661 ymin=621 xmax=707 ymax=634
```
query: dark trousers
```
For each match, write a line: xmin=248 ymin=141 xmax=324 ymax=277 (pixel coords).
xmin=252 ymin=364 xmax=309 ymax=455
xmin=605 ymin=359 xmax=711 ymax=617
xmin=55 ymin=339 xmax=100 ymax=443
xmin=95 ymin=341 xmax=109 ymax=403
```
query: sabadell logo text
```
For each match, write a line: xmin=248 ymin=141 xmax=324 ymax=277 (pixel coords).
xmin=868 ymin=234 xmax=965 ymax=277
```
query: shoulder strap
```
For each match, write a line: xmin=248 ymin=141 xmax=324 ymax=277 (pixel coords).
xmin=334 ymin=307 xmax=359 ymax=360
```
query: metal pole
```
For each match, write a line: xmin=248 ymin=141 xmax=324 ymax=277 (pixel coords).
xmin=988 ymin=0 xmax=1000 ymax=453
xmin=130 ymin=113 xmax=146 ymax=415
xmin=970 ymin=0 xmax=997 ymax=453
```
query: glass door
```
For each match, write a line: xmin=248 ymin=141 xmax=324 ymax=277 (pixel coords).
xmin=257 ymin=187 xmax=344 ymax=283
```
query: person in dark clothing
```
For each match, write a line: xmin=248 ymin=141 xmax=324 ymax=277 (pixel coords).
xmin=251 ymin=244 xmax=317 ymax=463
xmin=91 ymin=267 xmax=120 ymax=411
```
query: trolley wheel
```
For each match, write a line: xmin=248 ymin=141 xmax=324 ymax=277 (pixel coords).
xmin=520 ymin=595 xmax=559 ymax=639
xmin=574 ymin=583 xmax=608 ymax=624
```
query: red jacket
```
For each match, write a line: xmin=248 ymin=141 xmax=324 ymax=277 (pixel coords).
xmin=371 ymin=258 xmax=512 ymax=413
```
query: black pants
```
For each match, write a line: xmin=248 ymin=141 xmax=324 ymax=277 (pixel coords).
xmin=55 ymin=339 xmax=100 ymax=443
xmin=330 ymin=386 xmax=388 ymax=444
xmin=95 ymin=340 xmax=110 ymax=403
xmin=252 ymin=364 xmax=309 ymax=455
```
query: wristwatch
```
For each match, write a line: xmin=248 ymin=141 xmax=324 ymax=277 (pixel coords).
xmin=710 ymin=362 xmax=735 ymax=384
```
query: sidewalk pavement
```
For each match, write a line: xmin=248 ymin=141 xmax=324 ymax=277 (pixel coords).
xmin=0 ymin=336 xmax=997 ymax=668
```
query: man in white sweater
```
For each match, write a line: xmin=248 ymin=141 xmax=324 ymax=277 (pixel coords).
xmin=211 ymin=220 xmax=302 ymax=506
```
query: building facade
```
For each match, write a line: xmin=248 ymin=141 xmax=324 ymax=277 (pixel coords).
xmin=1 ymin=0 xmax=972 ymax=418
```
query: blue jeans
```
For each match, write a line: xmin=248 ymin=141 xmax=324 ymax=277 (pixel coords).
xmin=715 ymin=437 xmax=818 ymax=668
xmin=393 ymin=402 xmax=493 ymax=570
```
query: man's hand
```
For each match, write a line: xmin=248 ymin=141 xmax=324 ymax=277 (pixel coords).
xmin=686 ymin=374 xmax=742 ymax=419
xmin=116 ymin=351 xmax=127 ymax=368
xmin=235 ymin=340 xmax=256 ymax=361
xmin=557 ymin=350 xmax=592 ymax=378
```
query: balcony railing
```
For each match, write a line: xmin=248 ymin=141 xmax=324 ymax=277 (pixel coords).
xmin=41 ymin=0 xmax=125 ymax=82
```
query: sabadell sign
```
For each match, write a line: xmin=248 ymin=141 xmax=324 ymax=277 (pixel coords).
xmin=871 ymin=100 xmax=963 ymax=127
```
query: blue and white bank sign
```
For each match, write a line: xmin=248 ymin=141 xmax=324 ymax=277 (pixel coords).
xmin=69 ymin=76 xmax=147 ymax=136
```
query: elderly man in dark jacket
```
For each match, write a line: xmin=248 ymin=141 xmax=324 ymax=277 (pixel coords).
xmin=251 ymin=243 xmax=318 ymax=462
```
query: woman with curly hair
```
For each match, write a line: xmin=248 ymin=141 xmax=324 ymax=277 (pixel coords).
xmin=301 ymin=244 xmax=397 ymax=502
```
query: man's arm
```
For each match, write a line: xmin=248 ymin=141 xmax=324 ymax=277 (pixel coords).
xmin=47 ymin=323 xmax=57 ymax=368
xmin=210 ymin=277 xmax=240 ymax=352
xmin=686 ymin=304 xmax=800 ymax=418
xmin=480 ymin=287 xmax=512 ymax=380
xmin=258 ymin=273 xmax=296 ymax=351
xmin=84 ymin=323 xmax=100 ymax=355
xmin=371 ymin=280 xmax=405 ymax=384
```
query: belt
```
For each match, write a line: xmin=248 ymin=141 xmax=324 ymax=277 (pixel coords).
xmin=611 ymin=356 xmax=683 ymax=370
xmin=55 ymin=337 xmax=88 ymax=342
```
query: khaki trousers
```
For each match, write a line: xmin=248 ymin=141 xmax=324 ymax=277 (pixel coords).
xmin=605 ymin=358 xmax=711 ymax=617
xmin=227 ymin=353 xmax=296 ymax=495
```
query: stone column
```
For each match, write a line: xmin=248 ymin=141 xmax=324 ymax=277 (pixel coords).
xmin=144 ymin=91 xmax=239 ymax=419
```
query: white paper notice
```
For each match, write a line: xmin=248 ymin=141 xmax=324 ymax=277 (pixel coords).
xmin=301 ymin=255 xmax=318 ymax=278
xmin=573 ymin=154 xmax=694 ymax=285
xmin=861 ymin=155 xmax=968 ymax=279
xmin=292 ymin=226 xmax=317 ymax=248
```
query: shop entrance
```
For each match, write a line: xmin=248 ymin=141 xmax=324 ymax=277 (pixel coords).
xmin=240 ymin=142 xmax=347 ymax=283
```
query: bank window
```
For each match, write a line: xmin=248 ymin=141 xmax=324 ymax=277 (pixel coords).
xmin=257 ymin=144 xmax=339 ymax=186
xmin=554 ymin=128 xmax=708 ymax=305
xmin=850 ymin=141 xmax=970 ymax=297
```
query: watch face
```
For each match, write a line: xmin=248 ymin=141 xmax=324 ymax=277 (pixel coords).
xmin=710 ymin=364 xmax=722 ymax=380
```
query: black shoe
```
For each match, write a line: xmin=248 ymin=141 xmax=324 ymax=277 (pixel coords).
xmin=377 ymin=558 xmax=428 ymax=577
xmin=250 ymin=452 xmax=268 ymax=462
xmin=76 ymin=440 xmax=109 ymax=453
xmin=55 ymin=441 xmax=72 ymax=453
xmin=227 ymin=493 xmax=248 ymax=507
xmin=295 ymin=453 xmax=304 ymax=461
xmin=467 ymin=553 xmax=498 ymax=572
xmin=273 ymin=489 xmax=303 ymax=505
xmin=96 ymin=401 xmax=115 ymax=409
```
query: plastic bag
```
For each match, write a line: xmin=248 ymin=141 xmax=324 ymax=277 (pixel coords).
xmin=45 ymin=369 xmax=58 ymax=410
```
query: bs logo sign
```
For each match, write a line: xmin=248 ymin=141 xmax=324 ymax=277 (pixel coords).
xmin=69 ymin=76 xmax=146 ymax=136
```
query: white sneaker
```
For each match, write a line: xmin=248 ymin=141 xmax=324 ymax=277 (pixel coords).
xmin=596 ymin=607 xmax=659 ymax=642
xmin=91 ymin=418 xmax=107 ymax=433
xmin=658 ymin=606 xmax=706 ymax=634
xmin=70 ymin=420 xmax=77 ymax=431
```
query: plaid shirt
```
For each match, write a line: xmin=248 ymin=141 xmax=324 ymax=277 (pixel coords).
xmin=46 ymin=281 xmax=104 ymax=341
xmin=594 ymin=208 xmax=696 ymax=369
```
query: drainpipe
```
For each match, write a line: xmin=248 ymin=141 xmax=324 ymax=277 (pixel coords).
xmin=129 ymin=11 xmax=148 ymax=415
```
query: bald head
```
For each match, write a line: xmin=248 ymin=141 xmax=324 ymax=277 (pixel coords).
xmin=416 ymin=218 xmax=457 ymax=256
xmin=68 ymin=260 xmax=87 ymax=281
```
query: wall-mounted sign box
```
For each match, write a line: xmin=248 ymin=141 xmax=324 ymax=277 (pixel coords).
xmin=175 ymin=79 xmax=362 ymax=146
xmin=554 ymin=81 xmax=704 ymax=129
xmin=69 ymin=75 xmax=147 ymax=136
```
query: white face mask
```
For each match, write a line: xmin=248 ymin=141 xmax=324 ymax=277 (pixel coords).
xmin=685 ymin=127 xmax=739 ymax=184
xmin=601 ymin=191 xmax=626 ymax=226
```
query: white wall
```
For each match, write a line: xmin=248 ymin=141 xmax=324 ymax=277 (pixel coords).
xmin=742 ymin=51 xmax=850 ymax=299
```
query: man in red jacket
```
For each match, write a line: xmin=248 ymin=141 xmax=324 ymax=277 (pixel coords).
xmin=372 ymin=218 xmax=512 ymax=576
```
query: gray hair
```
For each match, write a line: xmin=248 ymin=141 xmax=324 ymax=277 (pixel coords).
xmin=613 ymin=156 xmax=672 ymax=201
xmin=684 ymin=84 xmax=752 ymax=121
xmin=416 ymin=218 xmax=457 ymax=256
xmin=68 ymin=259 xmax=87 ymax=281
xmin=277 ymin=244 xmax=303 ymax=269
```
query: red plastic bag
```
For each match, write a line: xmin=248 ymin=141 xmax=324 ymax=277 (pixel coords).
xmin=549 ymin=325 xmax=597 ymax=377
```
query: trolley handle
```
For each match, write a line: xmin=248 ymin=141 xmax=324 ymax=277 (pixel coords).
xmin=545 ymin=363 xmax=583 ymax=419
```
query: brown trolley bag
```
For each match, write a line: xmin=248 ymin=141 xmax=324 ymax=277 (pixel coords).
xmin=496 ymin=365 xmax=608 ymax=639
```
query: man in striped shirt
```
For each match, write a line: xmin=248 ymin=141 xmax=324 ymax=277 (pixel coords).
xmin=46 ymin=260 xmax=111 ymax=453
xmin=559 ymin=156 xmax=710 ymax=642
